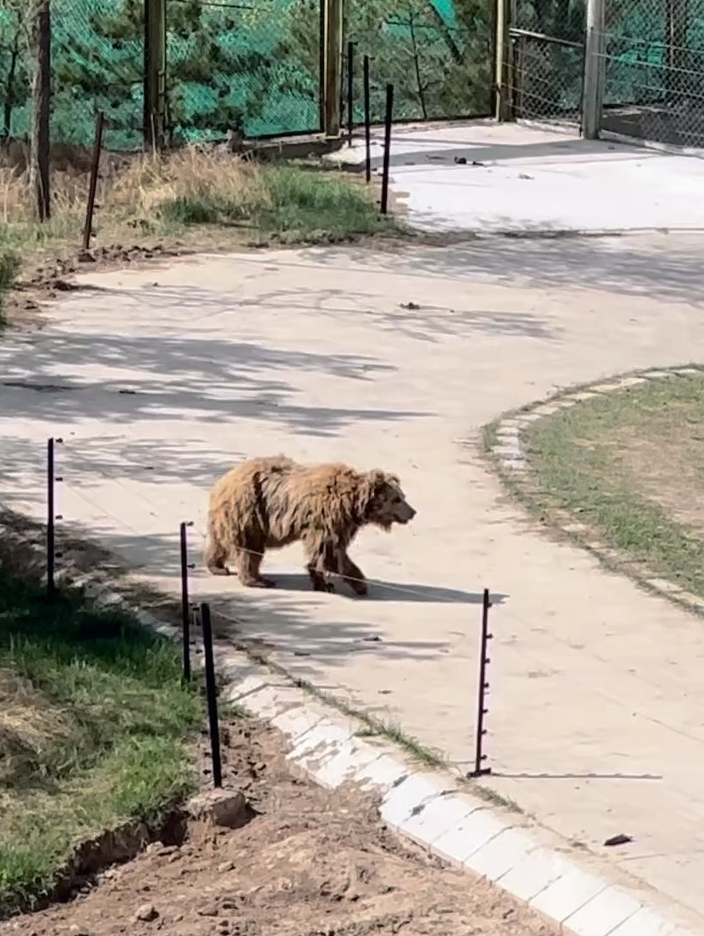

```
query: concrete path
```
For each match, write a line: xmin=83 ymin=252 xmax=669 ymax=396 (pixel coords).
xmin=328 ymin=120 xmax=704 ymax=232
xmin=3 ymin=231 xmax=704 ymax=927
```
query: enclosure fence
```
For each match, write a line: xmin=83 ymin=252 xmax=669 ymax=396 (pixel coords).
xmin=502 ymin=0 xmax=704 ymax=147
xmin=599 ymin=0 xmax=704 ymax=147
xmin=1 ymin=0 xmax=496 ymax=156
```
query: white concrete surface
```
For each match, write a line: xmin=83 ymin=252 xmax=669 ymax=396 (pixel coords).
xmin=329 ymin=121 xmax=704 ymax=232
xmin=4 ymin=233 xmax=704 ymax=925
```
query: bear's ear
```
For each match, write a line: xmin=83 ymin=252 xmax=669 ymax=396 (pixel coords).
xmin=386 ymin=472 xmax=400 ymax=486
xmin=358 ymin=469 xmax=385 ymax=516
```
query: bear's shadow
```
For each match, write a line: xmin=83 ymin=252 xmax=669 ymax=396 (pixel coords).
xmin=267 ymin=573 xmax=507 ymax=605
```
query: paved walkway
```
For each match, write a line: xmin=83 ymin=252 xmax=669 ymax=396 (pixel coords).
xmin=329 ymin=120 xmax=704 ymax=233
xmin=3 ymin=231 xmax=704 ymax=928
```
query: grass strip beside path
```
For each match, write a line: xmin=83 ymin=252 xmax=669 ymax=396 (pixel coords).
xmin=511 ymin=372 xmax=704 ymax=602
xmin=0 ymin=555 xmax=201 ymax=916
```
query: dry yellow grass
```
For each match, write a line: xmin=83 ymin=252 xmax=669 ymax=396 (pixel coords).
xmin=0 ymin=146 xmax=390 ymax=266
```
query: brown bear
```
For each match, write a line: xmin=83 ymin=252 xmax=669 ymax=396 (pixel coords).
xmin=204 ymin=455 xmax=416 ymax=596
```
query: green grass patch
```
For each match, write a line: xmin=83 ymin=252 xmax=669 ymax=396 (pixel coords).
xmin=0 ymin=251 xmax=20 ymax=326
xmin=159 ymin=165 xmax=396 ymax=242
xmin=518 ymin=372 xmax=704 ymax=599
xmin=0 ymin=563 xmax=201 ymax=916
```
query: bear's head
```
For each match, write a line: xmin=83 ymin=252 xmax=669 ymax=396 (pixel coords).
xmin=359 ymin=469 xmax=416 ymax=531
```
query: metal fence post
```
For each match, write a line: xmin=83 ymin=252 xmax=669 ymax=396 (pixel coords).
xmin=82 ymin=111 xmax=105 ymax=251
xmin=363 ymin=54 xmax=371 ymax=182
xmin=582 ymin=0 xmax=606 ymax=139
xmin=468 ymin=588 xmax=493 ymax=778
xmin=380 ymin=83 xmax=394 ymax=215
xmin=179 ymin=521 xmax=194 ymax=682
xmin=46 ymin=437 xmax=63 ymax=600
xmin=200 ymin=602 xmax=223 ymax=788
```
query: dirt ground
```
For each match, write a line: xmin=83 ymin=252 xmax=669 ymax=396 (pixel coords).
xmin=1 ymin=715 xmax=557 ymax=936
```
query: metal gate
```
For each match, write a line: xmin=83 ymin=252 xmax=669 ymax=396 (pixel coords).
xmin=505 ymin=0 xmax=586 ymax=126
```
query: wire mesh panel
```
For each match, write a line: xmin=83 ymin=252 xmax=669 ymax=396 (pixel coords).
xmin=53 ymin=0 xmax=144 ymax=150
xmin=0 ymin=2 xmax=30 ymax=143
xmin=507 ymin=0 xmax=584 ymax=125
xmin=166 ymin=0 xmax=322 ymax=142
xmin=0 ymin=0 xmax=144 ymax=151
xmin=509 ymin=29 xmax=584 ymax=123
xmin=601 ymin=0 xmax=704 ymax=146
xmin=346 ymin=0 xmax=494 ymax=125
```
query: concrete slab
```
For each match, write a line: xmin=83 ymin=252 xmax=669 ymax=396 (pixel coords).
xmin=328 ymin=121 xmax=704 ymax=233
xmin=380 ymin=773 xmax=454 ymax=829
xmin=563 ymin=886 xmax=643 ymax=936
xmin=530 ymin=867 xmax=607 ymax=923
xmin=5 ymin=234 xmax=704 ymax=927
xmin=432 ymin=807 xmax=508 ymax=863
xmin=398 ymin=791 xmax=477 ymax=846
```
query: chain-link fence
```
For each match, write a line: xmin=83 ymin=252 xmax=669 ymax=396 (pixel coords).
xmin=166 ymin=0 xmax=322 ymax=143
xmin=345 ymin=0 xmax=494 ymax=126
xmin=507 ymin=28 xmax=584 ymax=123
xmin=0 ymin=0 xmax=143 ymax=153
xmin=601 ymin=0 xmax=704 ymax=146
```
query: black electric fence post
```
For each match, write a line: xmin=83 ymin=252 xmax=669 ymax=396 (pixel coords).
xmin=46 ymin=437 xmax=63 ymax=601
xmin=200 ymin=602 xmax=223 ymax=788
xmin=179 ymin=521 xmax=194 ymax=682
xmin=346 ymin=40 xmax=354 ymax=146
xmin=82 ymin=110 xmax=105 ymax=252
xmin=363 ymin=54 xmax=371 ymax=183
xmin=469 ymin=588 xmax=493 ymax=778
xmin=380 ymin=83 xmax=394 ymax=214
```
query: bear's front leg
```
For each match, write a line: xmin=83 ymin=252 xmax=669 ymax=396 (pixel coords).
xmin=338 ymin=551 xmax=368 ymax=597
xmin=305 ymin=539 xmax=336 ymax=593
xmin=236 ymin=548 xmax=276 ymax=588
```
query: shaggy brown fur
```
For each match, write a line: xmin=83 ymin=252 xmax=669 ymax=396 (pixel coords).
xmin=204 ymin=455 xmax=416 ymax=596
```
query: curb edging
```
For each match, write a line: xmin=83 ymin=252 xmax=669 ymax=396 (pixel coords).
xmin=485 ymin=363 xmax=704 ymax=619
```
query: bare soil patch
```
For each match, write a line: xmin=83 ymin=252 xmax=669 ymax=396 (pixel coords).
xmin=2 ymin=714 xmax=556 ymax=936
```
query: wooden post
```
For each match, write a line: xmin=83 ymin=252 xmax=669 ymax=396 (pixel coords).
xmin=323 ymin=0 xmax=343 ymax=137
xmin=29 ymin=0 xmax=51 ymax=221
xmin=144 ymin=0 xmax=166 ymax=150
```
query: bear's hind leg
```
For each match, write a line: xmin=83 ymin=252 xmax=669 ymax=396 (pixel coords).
xmin=205 ymin=535 xmax=231 ymax=576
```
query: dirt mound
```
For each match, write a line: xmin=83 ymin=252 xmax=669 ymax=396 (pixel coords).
xmin=2 ymin=718 xmax=555 ymax=936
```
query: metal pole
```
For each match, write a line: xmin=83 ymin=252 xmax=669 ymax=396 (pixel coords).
xmin=46 ymin=437 xmax=63 ymax=600
xmin=82 ymin=111 xmax=104 ymax=251
xmin=582 ymin=0 xmax=606 ymax=139
xmin=469 ymin=588 xmax=493 ymax=778
xmin=346 ymin=41 xmax=354 ymax=145
xmin=179 ymin=521 xmax=193 ymax=682
xmin=200 ymin=603 xmax=223 ymax=788
xmin=47 ymin=437 xmax=55 ymax=599
xmin=380 ymin=83 xmax=394 ymax=215
xmin=363 ymin=54 xmax=371 ymax=183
